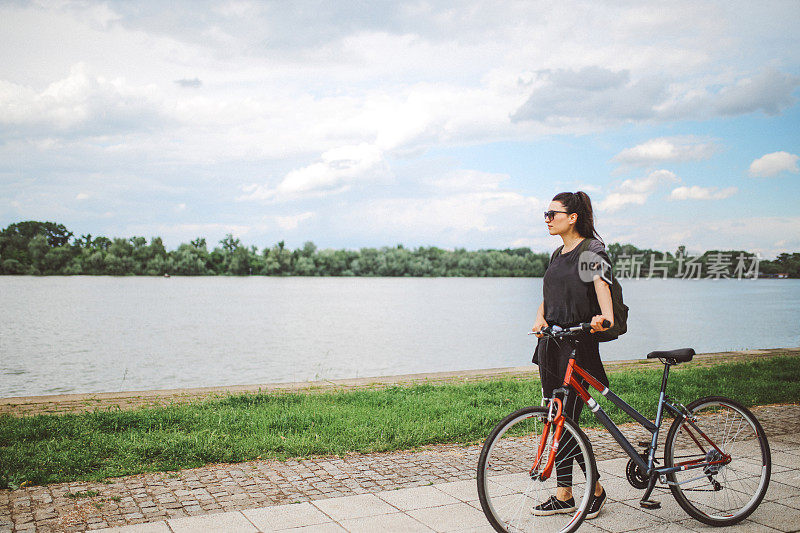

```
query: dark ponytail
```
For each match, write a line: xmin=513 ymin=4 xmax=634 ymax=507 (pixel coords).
xmin=552 ymin=191 xmax=603 ymax=242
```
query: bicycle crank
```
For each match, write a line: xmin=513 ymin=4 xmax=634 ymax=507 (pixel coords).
xmin=626 ymin=453 xmax=650 ymax=489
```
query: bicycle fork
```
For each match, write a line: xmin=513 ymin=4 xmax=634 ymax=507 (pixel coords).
xmin=530 ymin=397 xmax=564 ymax=481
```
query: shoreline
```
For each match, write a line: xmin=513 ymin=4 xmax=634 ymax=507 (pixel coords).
xmin=2 ymin=346 xmax=798 ymax=416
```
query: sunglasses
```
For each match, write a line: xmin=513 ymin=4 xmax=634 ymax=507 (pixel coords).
xmin=544 ymin=210 xmax=570 ymax=221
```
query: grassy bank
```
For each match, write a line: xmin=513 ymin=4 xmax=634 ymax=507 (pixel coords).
xmin=2 ymin=355 xmax=799 ymax=489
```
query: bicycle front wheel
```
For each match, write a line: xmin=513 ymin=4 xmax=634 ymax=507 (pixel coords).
xmin=477 ymin=406 xmax=596 ymax=533
xmin=664 ymin=396 xmax=771 ymax=526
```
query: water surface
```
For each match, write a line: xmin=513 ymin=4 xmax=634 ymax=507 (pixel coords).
xmin=1 ymin=277 xmax=798 ymax=397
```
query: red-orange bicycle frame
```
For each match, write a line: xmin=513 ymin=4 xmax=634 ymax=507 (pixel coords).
xmin=531 ymin=357 xmax=731 ymax=482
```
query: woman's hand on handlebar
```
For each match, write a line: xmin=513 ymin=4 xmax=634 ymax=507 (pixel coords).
xmin=532 ymin=318 xmax=549 ymax=338
xmin=530 ymin=318 xmax=609 ymax=338
xmin=589 ymin=315 xmax=613 ymax=333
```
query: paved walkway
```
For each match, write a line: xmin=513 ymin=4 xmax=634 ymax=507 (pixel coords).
xmin=2 ymin=404 xmax=799 ymax=532
xmin=96 ymin=430 xmax=800 ymax=532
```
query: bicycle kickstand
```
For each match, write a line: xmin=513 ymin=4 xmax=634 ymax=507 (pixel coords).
xmin=639 ymin=474 xmax=661 ymax=509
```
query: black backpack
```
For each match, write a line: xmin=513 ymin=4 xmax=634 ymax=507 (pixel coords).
xmin=549 ymin=238 xmax=628 ymax=342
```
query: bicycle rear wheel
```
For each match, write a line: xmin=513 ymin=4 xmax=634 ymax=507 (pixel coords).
xmin=477 ymin=406 xmax=596 ymax=533
xmin=664 ymin=396 xmax=770 ymax=526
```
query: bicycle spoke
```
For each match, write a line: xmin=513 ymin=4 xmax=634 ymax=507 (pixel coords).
xmin=478 ymin=408 xmax=595 ymax=533
xmin=665 ymin=398 xmax=770 ymax=526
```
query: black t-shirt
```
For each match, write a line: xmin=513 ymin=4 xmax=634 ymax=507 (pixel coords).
xmin=535 ymin=237 xmax=612 ymax=394
xmin=543 ymin=238 xmax=612 ymax=327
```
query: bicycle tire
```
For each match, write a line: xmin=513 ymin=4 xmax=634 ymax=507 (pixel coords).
xmin=664 ymin=396 xmax=771 ymax=526
xmin=477 ymin=406 xmax=597 ymax=533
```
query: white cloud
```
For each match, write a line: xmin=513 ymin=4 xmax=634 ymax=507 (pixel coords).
xmin=512 ymin=67 xmax=798 ymax=126
xmin=597 ymin=192 xmax=650 ymax=212
xmin=75 ymin=192 xmax=89 ymax=200
xmin=238 ymin=144 xmax=391 ymax=202
xmin=612 ymin=136 xmax=718 ymax=168
xmin=275 ymin=212 xmax=314 ymax=230
xmin=748 ymin=151 xmax=800 ymax=177
xmin=1 ymin=4 xmax=796 ymax=170
xmin=512 ymin=67 xmax=667 ymax=124
xmin=351 ymin=190 xmax=541 ymax=241
xmin=0 ymin=63 xmax=163 ymax=136
xmin=620 ymin=170 xmax=680 ymax=193
xmin=0 ymin=1 xmax=798 ymax=255
xmin=713 ymin=68 xmax=799 ymax=116
xmin=600 ymin=216 xmax=800 ymax=259
xmin=431 ymin=170 xmax=510 ymax=192
xmin=669 ymin=186 xmax=738 ymax=200
xmin=598 ymin=170 xmax=680 ymax=212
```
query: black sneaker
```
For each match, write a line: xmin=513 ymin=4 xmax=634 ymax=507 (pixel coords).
xmin=532 ymin=495 xmax=576 ymax=516
xmin=585 ymin=489 xmax=606 ymax=519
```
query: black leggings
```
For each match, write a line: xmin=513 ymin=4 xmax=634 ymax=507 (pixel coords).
xmin=553 ymin=383 xmax=595 ymax=488
xmin=536 ymin=333 xmax=606 ymax=489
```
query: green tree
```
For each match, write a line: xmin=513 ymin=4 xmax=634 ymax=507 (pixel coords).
xmin=172 ymin=244 xmax=209 ymax=275
xmin=264 ymin=241 xmax=293 ymax=274
xmin=62 ymin=256 xmax=84 ymax=275
xmin=130 ymin=237 xmax=150 ymax=268
xmin=86 ymin=251 xmax=105 ymax=274
xmin=0 ymin=221 xmax=72 ymax=267
xmin=220 ymin=234 xmax=240 ymax=254
xmin=207 ymin=248 xmax=227 ymax=274
xmin=103 ymin=254 xmax=126 ymax=275
xmin=228 ymin=246 xmax=251 ymax=275
xmin=75 ymin=234 xmax=94 ymax=248
xmin=145 ymin=254 xmax=175 ymax=276
xmin=104 ymin=238 xmax=136 ymax=274
xmin=1 ymin=259 xmax=26 ymax=274
xmin=294 ymin=256 xmax=315 ymax=275
xmin=27 ymin=235 xmax=49 ymax=273
xmin=772 ymin=253 xmax=800 ymax=277
xmin=4 ymin=219 xmax=798 ymax=278
xmin=301 ymin=241 xmax=317 ymax=257
xmin=149 ymin=237 xmax=167 ymax=258
xmin=318 ymin=249 xmax=353 ymax=275
xmin=212 ymin=234 xmax=241 ymax=274
xmin=42 ymin=246 xmax=74 ymax=274
xmin=248 ymin=245 xmax=264 ymax=274
xmin=261 ymin=251 xmax=281 ymax=275
xmin=92 ymin=236 xmax=112 ymax=250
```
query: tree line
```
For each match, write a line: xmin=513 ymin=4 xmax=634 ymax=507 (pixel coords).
xmin=1 ymin=221 xmax=798 ymax=278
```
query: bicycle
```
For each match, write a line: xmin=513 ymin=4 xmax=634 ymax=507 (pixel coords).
xmin=477 ymin=321 xmax=771 ymax=532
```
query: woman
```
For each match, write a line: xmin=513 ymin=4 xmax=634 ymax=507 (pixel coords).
xmin=531 ymin=191 xmax=613 ymax=519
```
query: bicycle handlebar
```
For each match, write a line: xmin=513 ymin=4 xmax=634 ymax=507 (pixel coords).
xmin=528 ymin=319 xmax=611 ymax=339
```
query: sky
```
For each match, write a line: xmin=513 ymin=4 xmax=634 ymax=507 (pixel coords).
xmin=1 ymin=1 xmax=799 ymax=259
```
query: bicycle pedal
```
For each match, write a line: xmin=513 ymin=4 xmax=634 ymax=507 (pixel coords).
xmin=640 ymin=499 xmax=661 ymax=509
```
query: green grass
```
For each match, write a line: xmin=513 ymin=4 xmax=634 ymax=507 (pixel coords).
xmin=1 ymin=356 xmax=799 ymax=489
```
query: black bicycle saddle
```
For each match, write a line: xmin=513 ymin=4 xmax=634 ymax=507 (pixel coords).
xmin=646 ymin=348 xmax=695 ymax=363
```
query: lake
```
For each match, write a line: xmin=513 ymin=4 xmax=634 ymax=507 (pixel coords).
xmin=1 ymin=276 xmax=799 ymax=397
